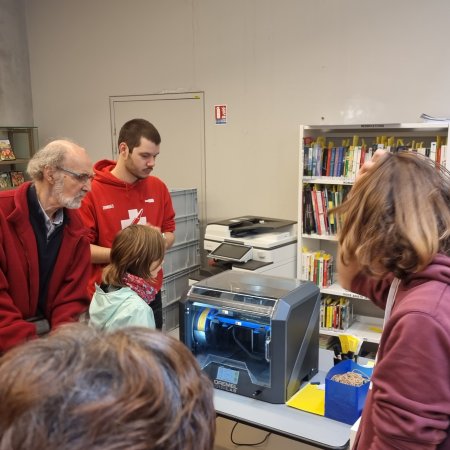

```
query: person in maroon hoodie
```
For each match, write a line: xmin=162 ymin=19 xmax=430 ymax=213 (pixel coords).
xmin=335 ymin=149 xmax=450 ymax=449
xmin=0 ymin=140 xmax=93 ymax=353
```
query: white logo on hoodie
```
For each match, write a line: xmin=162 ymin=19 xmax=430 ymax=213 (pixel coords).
xmin=121 ymin=209 xmax=147 ymax=229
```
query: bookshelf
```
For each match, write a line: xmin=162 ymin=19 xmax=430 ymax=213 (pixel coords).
xmin=297 ymin=123 xmax=450 ymax=347
xmin=0 ymin=127 xmax=38 ymax=190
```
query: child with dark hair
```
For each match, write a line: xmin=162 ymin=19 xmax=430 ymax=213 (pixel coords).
xmin=89 ymin=224 xmax=165 ymax=330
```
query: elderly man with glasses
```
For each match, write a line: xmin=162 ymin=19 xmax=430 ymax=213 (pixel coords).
xmin=0 ymin=139 xmax=94 ymax=352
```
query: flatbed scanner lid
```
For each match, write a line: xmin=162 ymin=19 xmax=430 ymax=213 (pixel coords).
xmin=204 ymin=216 xmax=297 ymax=249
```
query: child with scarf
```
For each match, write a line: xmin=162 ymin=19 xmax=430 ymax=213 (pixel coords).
xmin=89 ymin=224 xmax=165 ymax=330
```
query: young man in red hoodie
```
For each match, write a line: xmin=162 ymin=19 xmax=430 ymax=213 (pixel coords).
xmin=79 ymin=119 xmax=175 ymax=329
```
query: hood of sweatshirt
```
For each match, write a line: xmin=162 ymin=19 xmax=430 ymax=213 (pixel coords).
xmin=89 ymin=285 xmax=138 ymax=323
xmin=93 ymin=159 xmax=152 ymax=190
xmin=405 ymin=253 xmax=450 ymax=288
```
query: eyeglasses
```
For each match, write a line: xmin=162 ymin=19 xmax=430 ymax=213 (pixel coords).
xmin=57 ymin=166 xmax=94 ymax=184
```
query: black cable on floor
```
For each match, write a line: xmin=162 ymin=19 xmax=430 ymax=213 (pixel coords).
xmin=230 ymin=421 xmax=271 ymax=447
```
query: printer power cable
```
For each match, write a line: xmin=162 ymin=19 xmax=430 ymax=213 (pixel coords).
xmin=230 ymin=421 xmax=271 ymax=447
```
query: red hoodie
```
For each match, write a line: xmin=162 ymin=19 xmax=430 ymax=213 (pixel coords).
xmin=79 ymin=160 xmax=175 ymax=297
xmin=351 ymin=254 xmax=450 ymax=449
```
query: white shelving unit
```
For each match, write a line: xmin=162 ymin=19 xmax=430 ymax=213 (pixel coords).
xmin=297 ymin=123 xmax=450 ymax=346
xmin=319 ymin=316 xmax=383 ymax=344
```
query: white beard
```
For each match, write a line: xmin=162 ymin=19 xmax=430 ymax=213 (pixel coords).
xmin=52 ymin=178 xmax=84 ymax=209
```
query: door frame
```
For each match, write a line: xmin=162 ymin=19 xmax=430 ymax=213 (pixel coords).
xmin=109 ymin=91 xmax=207 ymax=223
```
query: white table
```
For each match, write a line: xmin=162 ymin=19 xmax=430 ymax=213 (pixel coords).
xmin=213 ymin=350 xmax=355 ymax=449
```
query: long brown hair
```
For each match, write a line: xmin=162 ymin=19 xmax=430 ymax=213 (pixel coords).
xmin=103 ymin=224 xmax=165 ymax=285
xmin=0 ymin=324 xmax=215 ymax=450
xmin=334 ymin=151 xmax=450 ymax=278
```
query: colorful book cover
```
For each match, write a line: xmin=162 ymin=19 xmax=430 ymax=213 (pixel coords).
xmin=0 ymin=140 xmax=16 ymax=161
xmin=0 ymin=172 xmax=12 ymax=189
xmin=10 ymin=171 xmax=25 ymax=187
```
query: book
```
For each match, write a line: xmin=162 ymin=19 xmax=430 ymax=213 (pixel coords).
xmin=0 ymin=172 xmax=12 ymax=189
xmin=10 ymin=171 xmax=25 ymax=187
xmin=304 ymin=146 xmax=313 ymax=176
xmin=441 ymin=145 xmax=447 ymax=168
xmin=321 ymin=147 xmax=328 ymax=176
xmin=311 ymin=145 xmax=317 ymax=177
xmin=430 ymin=142 xmax=437 ymax=162
xmin=315 ymin=188 xmax=327 ymax=235
xmin=0 ymin=140 xmax=16 ymax=161
xmin=329 ymin=147 xmax=335 ymax=176
xmin=303 ymin=185 xmax=316 ymax=234
xmin=301 ymin=251 xmax=313 ymax=281
xmin=336 ymin=147 xmax=344 ymax=177
xmin=311 ymin=189 xmax=321 ymax=235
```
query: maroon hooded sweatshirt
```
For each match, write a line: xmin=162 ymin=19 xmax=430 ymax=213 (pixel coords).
xmin=351 ymin=254 xmax=450 ymax=449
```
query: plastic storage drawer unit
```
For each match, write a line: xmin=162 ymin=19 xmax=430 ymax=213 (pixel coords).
xmin=170 ymin=188 xmax=198 ymax=218
xmin=163 ymin=240 xmax=200 ymax=277
xmin=174 ymin=214 xmax=199 ymax=244
xmin=161 ymin=267 xmax=199 ymax=308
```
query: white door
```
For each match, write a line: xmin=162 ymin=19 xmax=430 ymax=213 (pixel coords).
xmin=109 ymin=92 xmax=206 ymax=223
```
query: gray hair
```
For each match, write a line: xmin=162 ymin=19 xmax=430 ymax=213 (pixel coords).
xmin=27 ymin=140 xmax=76 ymax=181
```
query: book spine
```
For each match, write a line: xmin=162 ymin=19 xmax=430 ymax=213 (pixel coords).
xmin=330 ymin=147 xmax=336 ymax=177
xmin=311 ymin=188 xmax=321 ymax=235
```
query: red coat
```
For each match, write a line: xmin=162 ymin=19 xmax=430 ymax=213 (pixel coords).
xmin=0 ymin=182 xmax=90 ymax=352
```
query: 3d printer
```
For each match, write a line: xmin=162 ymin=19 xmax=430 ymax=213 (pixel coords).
xmin=180 ymin=270 xmax=320 ymax=404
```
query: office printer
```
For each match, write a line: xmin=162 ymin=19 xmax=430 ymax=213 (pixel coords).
xmin=180 ymin=270 xmax=320 ymax=404
xmin=204 ymin=216 xmax=297 ymax=278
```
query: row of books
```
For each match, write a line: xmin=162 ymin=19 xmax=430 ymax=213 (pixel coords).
xmin=0 ymin=139 xmax=16 ymax=161
xmin=303 ymin=137 xmax=448 ymax=178
xmin=302 ymin=184 xmax=351 ymax=236
xmin=415 ymin=142 xmax=447 ymax=166
xmin=303 ymin=144 xmax=377 ymax=179
xmin=320 ymin=296 xmax=354 ymax=331
xmin=300 ymin=250 xmax=334 ymax=288
xmin=0 ymin=171 xmax=25 ymax=189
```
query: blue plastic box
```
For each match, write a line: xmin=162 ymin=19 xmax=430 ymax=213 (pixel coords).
xmin=325 ymin=359 xmax=373 ymax=425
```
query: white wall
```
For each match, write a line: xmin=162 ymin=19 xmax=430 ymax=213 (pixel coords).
xmin=0 ymin=0 xmax=33 ymax=125
xmin=24 ymin=0 xmax=450 ymax=223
